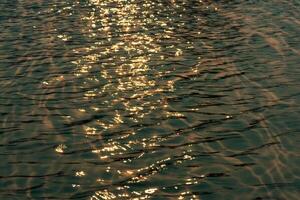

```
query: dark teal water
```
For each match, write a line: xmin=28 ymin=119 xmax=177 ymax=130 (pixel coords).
xmin=1 ymin=0 xmax=300 ymax=199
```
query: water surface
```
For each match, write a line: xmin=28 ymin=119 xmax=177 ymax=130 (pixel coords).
xmin=0 ymin=0 xmax=300 ymax=199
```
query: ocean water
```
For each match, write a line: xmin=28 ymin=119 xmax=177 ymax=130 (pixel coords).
xmin=0 ymin=0 xmax=299 ymax=199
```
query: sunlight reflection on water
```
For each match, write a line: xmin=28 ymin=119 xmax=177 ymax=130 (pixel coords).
xmin=0 ymin=0 xmax=299 ymax=199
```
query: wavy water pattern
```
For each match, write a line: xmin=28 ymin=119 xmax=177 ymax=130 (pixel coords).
xmin=0 ymin=0 xmax=300 ymax=199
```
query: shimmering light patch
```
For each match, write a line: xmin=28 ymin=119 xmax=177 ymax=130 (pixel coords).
xmin=101 ymin=143 xmax=120 ymax=152
xmin=91 ymin=107 xmax=100 ymax=111
xmin=125 ymin=170 xmax=134 ymax=175
xmin=71 ymin=0 xmax=175 ymax=128
xmin=75 ymin=171 xmax=86 ymax=177
xmin=55 ymin=144 xmax=67 ymax=153
xmin=183 ymin=154 xmax=194 ymax=160
xmin=57 ymin=34 xmax=70 ymax=41
xmin=185 ymin=178 xmax=198 ymax=185
xmin=72 ymin=184 xmax=80 ymax=188
xmin=144 ymin=188 xmax=157 ymax=194
xmin=91 ymin=190 xmax=116 ymax=200
xmin=78 ymin=109 xmax=86 ymax=113
xmin=166 ymin=111 xmax=185 ymax=118
xmin=113 ymin=112 xmax=123 ymax=124
xmin=85 ymin=126 xmax=97 ymax=135
xmin=175 ymin=48 xmax=183 ymax=56
xmin=64 ymin=1 xmax=188 ymax=198
xmin=84 ymin=90 xmax=97 ymax=97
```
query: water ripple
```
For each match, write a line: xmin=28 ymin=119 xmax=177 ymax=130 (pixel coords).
xmin=0 ymin=0 xmax=299 ymax=199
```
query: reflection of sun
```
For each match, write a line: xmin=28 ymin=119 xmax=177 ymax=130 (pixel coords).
xmin=72 ymin=0 xmax=168 ymax=130
xmin=64 ymin=1 xmax=191 ymax=198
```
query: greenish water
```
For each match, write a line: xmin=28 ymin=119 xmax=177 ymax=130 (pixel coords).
xmin=0 ymin=0 xmax=300 ymax=199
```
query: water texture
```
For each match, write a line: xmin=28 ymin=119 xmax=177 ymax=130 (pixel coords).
xmin=0 ymin=0 xmax=300 ymax=199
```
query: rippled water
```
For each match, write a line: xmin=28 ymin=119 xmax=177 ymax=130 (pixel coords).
xmin=1 ymin=0 xmax=300 ymax=199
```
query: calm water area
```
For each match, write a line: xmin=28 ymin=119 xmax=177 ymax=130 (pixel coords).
xmin=0 ymin=0 xmax=300 ymax=199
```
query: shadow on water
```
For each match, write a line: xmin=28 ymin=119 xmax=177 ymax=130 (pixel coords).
xmin=0 ymin=0 xmax=300 ymax=199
